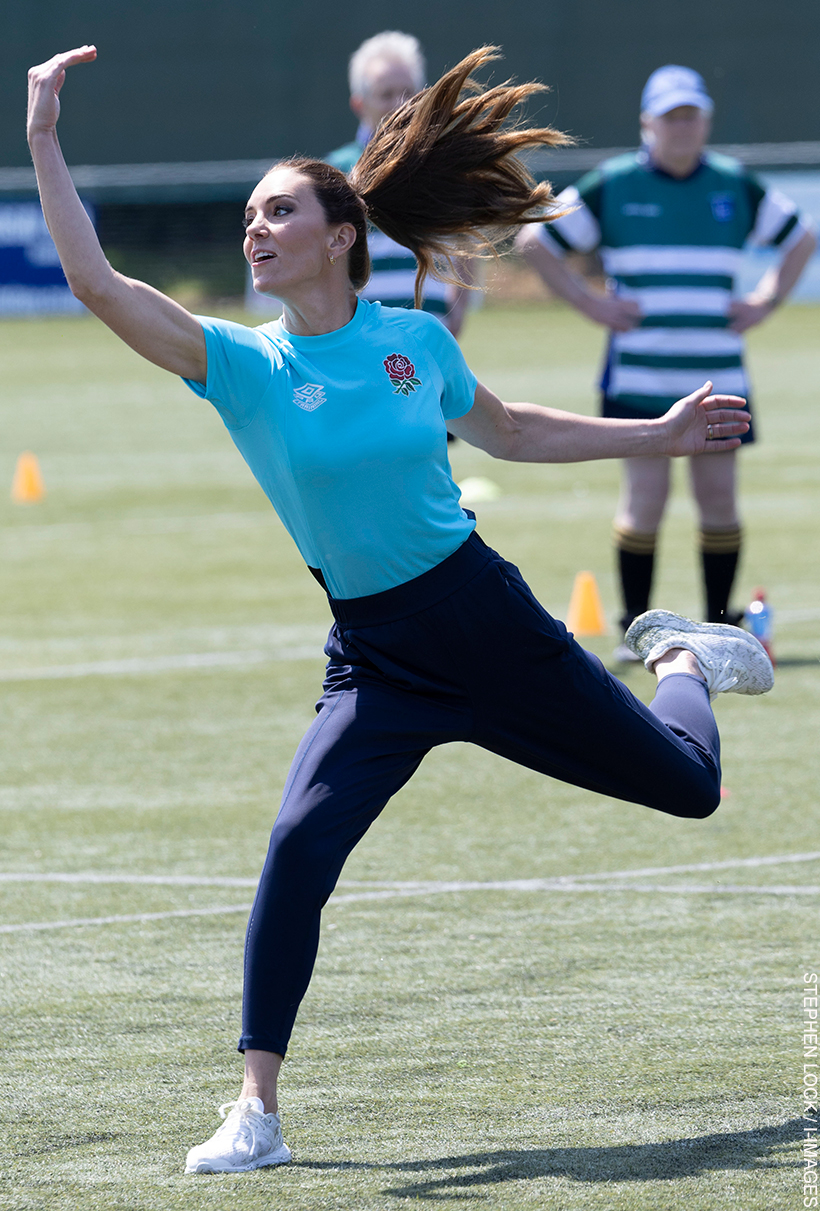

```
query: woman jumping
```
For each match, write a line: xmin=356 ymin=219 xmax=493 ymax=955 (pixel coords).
xmin=27 ymin=45 xmax=773 ymax=1174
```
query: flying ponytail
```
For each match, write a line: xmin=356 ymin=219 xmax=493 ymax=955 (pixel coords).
xmin=351 ymin=46 xmax=572 ymax=306
xmin=279 ymin=47 xmax=569 ymax=306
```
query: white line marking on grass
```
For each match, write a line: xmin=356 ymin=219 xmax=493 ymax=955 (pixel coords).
xmin=2 ymin=851 xmax=818 ymax=888
xmin=1 ymin=852 xmax=813 ymax=891
xmin=0 ymin=873 xmax=259 ymax=886
xmin=0 ymin=511 xmax=275 ymax=544
xmin=605 ymin=882 xmax=820 ymax=894
xmin=0 ymin=647 xmax=322 ymax=681
xmin=2 ymin=854 xmax=819 ymax=933
xmin=329 ymin=880 xmax=819 ymax=904
xmin=0 ymin=904 xmax=253 ymax=933
xmin=0 ymin=881 xmax=815 ymax=936
xmin=551 ymin=851 xmax=820 ymax=881
xmin=334 ymin=851 xmax=820 ymax=887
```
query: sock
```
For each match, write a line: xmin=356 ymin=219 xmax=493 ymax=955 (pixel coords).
xmin=614 ymin=524 xmax=657 ymax=633
xmin=700 ymin=525 xmax=742 ymax=623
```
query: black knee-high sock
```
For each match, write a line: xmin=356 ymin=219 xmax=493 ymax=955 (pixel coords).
xmin=614 ymin=525 xmax=657 ymax=632
xmin=700 ymin=525 xmax=742 ymax=623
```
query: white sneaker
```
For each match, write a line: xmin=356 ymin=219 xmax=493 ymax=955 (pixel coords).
xmin=184 ymin=1097 xmax=292 ymax=1174
xmin=624 ymin=609 xmax=774 ymax=699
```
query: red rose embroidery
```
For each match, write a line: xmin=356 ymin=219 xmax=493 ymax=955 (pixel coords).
xmin=383 ymin=353 xmax=422 ymax=396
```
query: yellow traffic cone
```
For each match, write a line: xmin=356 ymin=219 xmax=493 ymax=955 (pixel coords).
xmin=11 ymin=452 xmax=46 ymax=504
xmin=566 ymin=571 xmax=607 ymax=635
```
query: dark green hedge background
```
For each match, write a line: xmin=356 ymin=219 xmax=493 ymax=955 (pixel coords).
xmin=3 ymin=0 xmax=818 ymax=169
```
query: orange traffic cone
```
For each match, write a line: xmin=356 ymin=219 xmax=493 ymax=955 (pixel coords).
xmin=11 ymin=452 xmax=46 ymax=503
xmin=566 ymin=571 xmax=607 ymax=636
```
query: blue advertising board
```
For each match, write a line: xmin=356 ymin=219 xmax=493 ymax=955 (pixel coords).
xmin=0 ymin=200 xmax=92 ymax=315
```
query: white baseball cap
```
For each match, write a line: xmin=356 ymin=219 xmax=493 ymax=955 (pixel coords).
xmin=641 ymin=65 xmax=713 ymax=116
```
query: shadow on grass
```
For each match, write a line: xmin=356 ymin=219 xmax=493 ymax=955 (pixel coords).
xmin=13 ymin=1132 xmax=122 ymax=1159
xmin=297 ymin=1118 xmax=802 ymax=1199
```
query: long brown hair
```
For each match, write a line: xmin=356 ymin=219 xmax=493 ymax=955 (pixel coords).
xmin=276 ymin=47 xmax=569 ymax=307
xmin=353 ymin=46 xmax=571 ymax=306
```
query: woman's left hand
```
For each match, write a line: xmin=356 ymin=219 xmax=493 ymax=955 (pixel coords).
xmin=661 ymin=382 xmax=750 ymax=457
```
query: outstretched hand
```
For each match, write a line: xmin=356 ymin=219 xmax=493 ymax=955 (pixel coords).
xmin=661 ymin=382 xmax=750 ymax=457
xmin=27 ymin=46 xmax=97 ymax=141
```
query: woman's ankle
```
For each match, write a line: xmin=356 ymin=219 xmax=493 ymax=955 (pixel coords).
xmin=653 ymin=646 xmax=705 ymax=682
xmin=241 ymin=1048 xmax=283 ymax=1114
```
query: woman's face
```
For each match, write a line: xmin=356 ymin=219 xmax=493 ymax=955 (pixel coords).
xmin=243 ymin=166 xmax=342 ymax=297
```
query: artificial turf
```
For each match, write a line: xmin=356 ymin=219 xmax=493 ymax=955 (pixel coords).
xmin=0 ymin=301 xmax=818 ymax=1209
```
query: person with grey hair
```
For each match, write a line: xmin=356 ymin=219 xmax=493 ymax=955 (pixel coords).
xmin=518 ymin=65 xmax=816 ymax=657
xmin=348 ymin=30 xmax=426 ymax=118
xmin=327 ymin=31 xmax=471 ymax=337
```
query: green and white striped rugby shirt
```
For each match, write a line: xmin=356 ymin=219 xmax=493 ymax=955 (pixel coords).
xmin=539 ymin=150 xmax=808 ymax=413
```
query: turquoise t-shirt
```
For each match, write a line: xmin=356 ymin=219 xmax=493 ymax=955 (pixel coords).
xmin=183 ymin=299 xmax=477 ymax=599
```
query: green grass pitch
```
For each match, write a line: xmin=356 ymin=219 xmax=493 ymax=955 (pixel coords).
xmin=1 ymin=301 xmax=818 ymax=1209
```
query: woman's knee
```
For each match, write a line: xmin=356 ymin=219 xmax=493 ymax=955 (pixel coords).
xmin=654 ymin=771 xmax=721 ymax=820
xmin=687 ymin=788 xmax=721 ymax=820
xmin=256 ymin=818 xmax=342 ymax=916
xmin=265 ymin=813 xmax=333 ymax=880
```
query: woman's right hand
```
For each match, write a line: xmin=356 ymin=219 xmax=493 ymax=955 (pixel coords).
xmin=27 ymin=46 xmax=97 ymax=142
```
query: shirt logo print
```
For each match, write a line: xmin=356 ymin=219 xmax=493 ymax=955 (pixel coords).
xmin=621 ymin=202 xmax=663 ymax=217
xmin=293 ymin=383 xmax=326 ymax=411
xmin=709 ymin=192 xmax=736 ymax=222
xmin=383 ymin=353 xmax=422 ymax=396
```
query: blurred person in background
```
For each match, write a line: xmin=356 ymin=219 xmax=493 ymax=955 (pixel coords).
xmin=518 ymin=65 xmax=816 ymax=659
xmin=326 ymin=30 xmax=473 ymax=339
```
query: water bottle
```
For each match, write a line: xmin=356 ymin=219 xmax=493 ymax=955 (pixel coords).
xmin=745 ymin=588 xmax=775 ymax=665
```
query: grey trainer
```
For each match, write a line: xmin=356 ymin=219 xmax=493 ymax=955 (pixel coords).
xmin=185 ymin=1097 xmax=292 ymax=1174
xmin=624 ymin=609 xmax=774 ymax=699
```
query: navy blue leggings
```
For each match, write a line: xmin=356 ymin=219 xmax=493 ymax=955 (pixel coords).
xmin=239 ymin=532 xmax=720 ymax=1056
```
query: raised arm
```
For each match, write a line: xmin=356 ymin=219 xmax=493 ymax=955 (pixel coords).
xmin=27 ymin=47 xmax=207 ymax=382
xmin=448 ymin=380 xmax=750 ymax=462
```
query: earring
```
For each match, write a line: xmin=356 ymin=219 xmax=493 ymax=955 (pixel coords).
xmin=329 ymin=253 xmax=336 ymax=265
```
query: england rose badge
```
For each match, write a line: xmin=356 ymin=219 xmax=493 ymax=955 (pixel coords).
xmin=383 ymin=353 xmax=421 ymax=396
